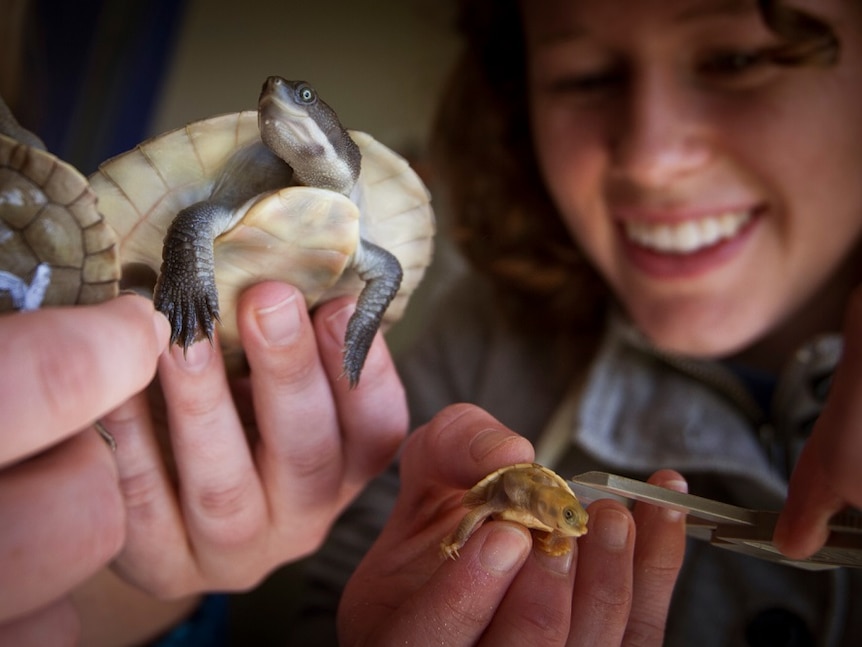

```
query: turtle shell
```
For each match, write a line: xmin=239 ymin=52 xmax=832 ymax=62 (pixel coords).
xmin=89 ymin=111 xmax=434 ymax=356
xmin=463 ymin=462 xmax=584 ymax=525
xmin=441 ymin=462 xmax=588 ymax=559
xmin=0 ymin=133 xmax=119 ymax=311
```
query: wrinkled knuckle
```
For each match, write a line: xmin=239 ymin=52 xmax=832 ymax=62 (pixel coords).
xmin=273 ymin=357 xmax=320 ymax=392
xmin=282 ymin=433 xmax=341 ymax=479
xmin=442 ymin=602 xmax=487 ymax=630
xmin=171 ymin=388 xmax=225 ymax=421
xmin=118 ymin=467 xmax=164 ymax=517
xmin=623 ymin=618 xmax=666 ymax=647
xmin=189 ymin=479 xmax=266 ymax=552
xmin=516 ymin=602 xmax=571 ymax=644
xmin=640 ymin=559 xmax=683 ymax=585
xmin=590 ymin=582 xmax=634 ymax=616
xmin=195 ymin=478 xmax=252 ymax=519
xmin=252 ymin=337 xmax=320 ymax=389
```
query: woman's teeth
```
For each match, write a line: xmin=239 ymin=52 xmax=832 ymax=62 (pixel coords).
xmin=623 ymin=211 xmax=752 ymax=254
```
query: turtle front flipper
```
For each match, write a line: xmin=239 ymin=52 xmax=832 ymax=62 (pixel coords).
xmin=155 ymin=201 xmax=232 ymax=349
xmin=344 ymin=238 xmax=403 ymax=387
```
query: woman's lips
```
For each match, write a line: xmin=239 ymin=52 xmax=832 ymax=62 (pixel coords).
xmin=617 ymin=208 xmax=760 ymax=278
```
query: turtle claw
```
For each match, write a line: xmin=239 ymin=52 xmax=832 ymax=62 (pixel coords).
xmin=154 ymin=268 xmax=220 ymax=350
xmin=439 ymin=537 xmax=462 ymax=560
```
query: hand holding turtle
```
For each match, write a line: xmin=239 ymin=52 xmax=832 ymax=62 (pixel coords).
xmin=0 ymin=295 xmax=169 ymax=643
xmin=101 ymin=281 xmax=408 ymax=598
xmin=776 ymin=286 xmax=862 ymax=558
xmin=339 ymin=404 xmax=687 ymax=647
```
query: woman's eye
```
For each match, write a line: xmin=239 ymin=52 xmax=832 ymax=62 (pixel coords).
xmin=695 ymin=47 xmax=782 ymax=90
xmin=547 ymin=69 xmax=624 ymax=95
xmin=698 ymin=50 xmax=768 ymax=77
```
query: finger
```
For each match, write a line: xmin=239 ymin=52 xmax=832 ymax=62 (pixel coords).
xmin=236 ymin=283 xmax=348 ymax=521
xmin=568 ymin=500 xmax=635 ymax=647
xmin=313 ymin=297 xmax=408 ymax=489
xmin=393 ymin=404 xmax=535 ymax=546
xmin=105 ymin=391 xmax=191 ymax=597
xmin=359 ymin=522 xmax=532 ymax=646
xmin=0 ymin=598 xmax=80 ymax=647
xmin=0 ymin=432 xmax=124 ymax=621
xmin=0 ymin=295 xmax=169 ymax=463
xmin=400 ymin=403 xmax=536 ymax=500
xmin=158 ymin=337 xmax=267 ymax=578
xmin=773 ymin=434 xmax=841 ymax=558
xmin=625 ymin=470 xmax=687 ymax=647
xmin=775 ymin=289 xmax=862 ymax=557
xmin=479 ymin=539 xmax=576 ymax=646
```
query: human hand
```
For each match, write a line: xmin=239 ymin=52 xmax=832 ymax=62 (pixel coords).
xmin=339 ymin=404 xmax=687 ymax=646
xmin=0 ymin=295 xmax=169 ymax=643
xmin=105 ymin=281 xmax=408 ymax=597
xmin=775 ymin=288 xmax=862 ymax=558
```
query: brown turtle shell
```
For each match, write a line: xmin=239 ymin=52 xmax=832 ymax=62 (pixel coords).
xmin=0 ymin=133 xmax=119 ymax=311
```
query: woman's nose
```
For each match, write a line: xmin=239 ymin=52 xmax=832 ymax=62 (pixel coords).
xmin=610 ymin=68 xmax=712 ymax=188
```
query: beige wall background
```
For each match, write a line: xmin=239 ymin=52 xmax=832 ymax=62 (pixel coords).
xmin=152 ymin=0 xmax=466 ymax=354
xmin=153 ymin=0 xmax=458 ymax=153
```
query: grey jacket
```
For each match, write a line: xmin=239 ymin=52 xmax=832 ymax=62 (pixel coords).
xmin=295 ymin=274 xmax=862 ymax=647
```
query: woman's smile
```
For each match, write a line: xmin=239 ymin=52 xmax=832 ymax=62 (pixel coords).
xmin=617 ymin=207 xmax=760 ymax=279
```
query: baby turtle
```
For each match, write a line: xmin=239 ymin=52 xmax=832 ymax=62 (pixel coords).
xmin=441 ymin=462 xmax=589 ymax=559
xmin=0 ymin=96 xmax=119 ymax=312
xmin=90 ymin=76 xmax=434 ymax=384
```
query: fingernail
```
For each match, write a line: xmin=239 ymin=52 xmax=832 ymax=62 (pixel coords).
xmin=255 ymin=293 xmax=301 ymax=346
xmin=152 ymin=311 xmax=171 ymax=350
xmin=593 ymin=508 xmax=630 ymax=552
xmin=469 ymin=428 xmax=511 ymax=461
xmin=175 ymin=341 xmax=212 ymax=372
xmin=660 ymin=479 xmax=688 ymax=522
xmin=325 ymin=302 xmax=354 ymax=340
xmin=534 ymin=543 xmax=574 ymax=575
xmin=480 ymin=525 xmax=529 ymax=574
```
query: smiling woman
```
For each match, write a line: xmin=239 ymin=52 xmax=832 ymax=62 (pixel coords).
xmin=434 ymin=0 xmax=850 ymax=344
xmin=518 ymin=0 xmax=862 ymax=361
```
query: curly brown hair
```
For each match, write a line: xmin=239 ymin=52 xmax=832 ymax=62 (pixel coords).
xmin=430 ymin=0 xmax=840 ymax=334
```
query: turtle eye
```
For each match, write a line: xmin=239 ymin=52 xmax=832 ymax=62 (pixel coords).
xmin=297 ymin=84 xmax=316 ymax=104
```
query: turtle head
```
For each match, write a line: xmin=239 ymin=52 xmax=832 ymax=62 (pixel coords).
xmin=535 ymin=487 xmax=590 ymax=537
xmin=258 ymin=76 xmax=361 ymax=195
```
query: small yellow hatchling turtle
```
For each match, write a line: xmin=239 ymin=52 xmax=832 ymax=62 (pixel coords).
xmin=441 ymin=462 xmax=589 ymax=559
